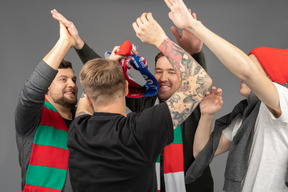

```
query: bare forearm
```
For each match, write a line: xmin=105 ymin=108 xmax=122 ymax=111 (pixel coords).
xmin=159 ymin=38 xmax=212 ymax=128
xmin=193 ymin=114 xmax=214 ymax=158
xmin=43 ymin=39 xmax=72 ymax=70
xmin=187 ymin=21 xmax=254 ymax=81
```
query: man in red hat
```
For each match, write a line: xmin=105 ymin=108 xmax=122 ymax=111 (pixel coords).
xmin=163 ymin=0 xmax=288 ymax=191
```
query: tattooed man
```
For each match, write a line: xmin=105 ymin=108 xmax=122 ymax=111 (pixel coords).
xmin=66 ymin=12 xmax=212 ymax=192
xmin=51 ymin=9 xmax=213 ymax=192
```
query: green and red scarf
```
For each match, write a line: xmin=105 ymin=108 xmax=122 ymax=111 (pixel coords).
xmin=22 ymin=99 xmax=70 ymax=192
xmin=156 ymin=125 xmax=186 ymax=192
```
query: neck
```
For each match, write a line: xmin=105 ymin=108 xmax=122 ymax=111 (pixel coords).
xmin=45 ymin=96 xmax=73 ymax=120
xmin=93 ymin=96 xmax=127 ymax=117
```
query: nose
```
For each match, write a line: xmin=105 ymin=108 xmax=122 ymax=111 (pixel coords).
xmin=67 ymin=79 xmax=76 ymax=88
xmin=159 ymin=72 xmax=168 ymax=82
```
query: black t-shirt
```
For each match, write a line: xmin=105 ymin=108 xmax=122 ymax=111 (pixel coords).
xmin=67 ymin=102 xmax=174 ymax=192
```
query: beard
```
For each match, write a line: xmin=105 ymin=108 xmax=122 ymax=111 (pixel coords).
xmin=53 ymin=96 xmax=77 ymax=109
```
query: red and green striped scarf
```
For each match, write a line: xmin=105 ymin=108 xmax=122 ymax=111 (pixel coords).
xmin=156 ymin=125 xmax=186 ymax=192
xmin=22 ymin=99 xmax=70 ymax=192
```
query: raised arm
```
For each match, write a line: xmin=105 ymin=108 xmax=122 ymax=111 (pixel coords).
xmin=171 ymin=14 xmax=207 ymax=71
xmin=43 ymin=22 xmax=75 ymax=69
xmin=164 ymin=0 xmax=281 ymax=117
xmin=15 ymin=21 xmax=75 ymax=136
xmin=171 ymin=12 xmax=202 ymax=55
xmin=193 ymin=86 xmax=230 ymax=158
xmin=133 ymin=13 xmax=212 ymax=129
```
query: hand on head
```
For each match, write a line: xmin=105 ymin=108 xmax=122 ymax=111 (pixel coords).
xmin=171 ymin=12 xmax=202 ymax=54
xmin=51 ymin=9 xmax=84 ymax=49
xmin=200 ymin=86 xmax=223 ymax=115
xmin=132 ymin=12 xmax=168 ymax=47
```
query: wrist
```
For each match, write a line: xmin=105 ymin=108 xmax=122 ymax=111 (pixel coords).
xmin=200 ymin=113 xmax=215 ymax=120
xmin=155 ymin=35 xmax=168 ymax=48
xmin=186 ymin=20 xmax=201 ymax=35
xmin=74 ymin=37 xmax=85 ymax=50
xmin=58 ymin=38 xmax=74 ymax=48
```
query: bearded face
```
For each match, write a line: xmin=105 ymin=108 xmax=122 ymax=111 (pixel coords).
xmin=47 ymin=68 xmax=78 ymax=109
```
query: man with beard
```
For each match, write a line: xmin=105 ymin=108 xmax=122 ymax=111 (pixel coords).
xmin=14 ymin=13 xmax=92 ymax=191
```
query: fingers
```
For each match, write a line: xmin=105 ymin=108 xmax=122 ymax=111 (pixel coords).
xmin=112 ymin=46 xmax=120 ymax=53
xmin=133 ymin=12 xmax=148 ymax=33
xmin=216 ymin=88 xmax=223 ymax=96
xmin=210 ymin=86 xmax=216 ymax=94
xmin=51 ymin=9 xmax=71 ymax=28
xmin=164 ymin=0 xmax=173 ymax=9
xmin=109 ymin=46 xmax=127 ymax=61
xmin=137 ymin=13 xmax=152 ymax=28
xmin=191 ymin=12 xmax=197 ymax=19
xmin=131 ymin=49 xmax=139 ymax=55
xmin=59 ymin=22 xmax=67 ymax=32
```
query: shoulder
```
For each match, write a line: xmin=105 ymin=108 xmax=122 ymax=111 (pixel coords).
xmin=71 ymin=113 xmax=92 ymax=127
xmin=263 ymin=83 xmax=288 ymax=122
xmin=126 ymin=96 xmax=157 ymax=112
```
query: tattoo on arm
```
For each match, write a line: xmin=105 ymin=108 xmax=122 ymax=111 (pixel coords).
xmin=159 ymin=38 xmax=211 ymax=128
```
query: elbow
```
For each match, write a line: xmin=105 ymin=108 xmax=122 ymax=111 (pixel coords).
xmin=206 ymin=76 xmax=213 ymax=89
xmin=239 ymin=66 xmax=254 ymax=82
xmin=236 ymin=59 xmax=256 ymax=81
xmin=202 ymin=76 xmax=213 ymax=96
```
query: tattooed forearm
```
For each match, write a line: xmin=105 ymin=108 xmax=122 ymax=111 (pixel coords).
xmin=160 ymin=38 xmax=212 ymax=129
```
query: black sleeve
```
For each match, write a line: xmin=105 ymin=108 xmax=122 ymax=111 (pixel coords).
xmin=125 ymin=96 xmax=157 ymax=113
xmin=192 ymin=50 xmax=207 ymax=71
xmin=129 ymin=102 xmax=174 ymax=163
xmin=75 ymin=43 xmax=102 ymax=64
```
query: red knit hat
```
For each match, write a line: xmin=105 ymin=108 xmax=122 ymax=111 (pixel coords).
xmin=248 ymin=47 xmax=288 ymax=85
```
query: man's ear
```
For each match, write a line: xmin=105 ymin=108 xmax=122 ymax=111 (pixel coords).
xmin=85 ymin=94 xmax=95 ymax=112
xmin=125 ymin=80 xmax=129 ymax=96
xmin=46 ymin=87 xmax=50 ymax=97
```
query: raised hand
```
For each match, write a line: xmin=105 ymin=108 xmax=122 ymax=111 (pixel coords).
xmin=59 ymin=22 xmax=75 ymax=48
xmin=200 ymin=86 xmax=223 ymax=116
xmin=132 ymin=12 xmax=168 ymax=47
xmin=51 ymin=9 xmax=84 ymax=49
xmin=171 ymin=12 xmax=203 ymax=54
xmin=164 ymin=0 xmax=196 ymax=30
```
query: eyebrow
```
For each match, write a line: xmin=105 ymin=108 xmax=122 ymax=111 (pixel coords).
xmin=57 ymin=75 xmax=77 ymax=79
xmin=155 ymin=68 xmax=175 ymax=72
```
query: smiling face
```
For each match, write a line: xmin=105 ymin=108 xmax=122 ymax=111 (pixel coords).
xmin=154 ymin=56 xmax=182 ymax=101
xmin=47 ymin=68 xmax=78 ymax=109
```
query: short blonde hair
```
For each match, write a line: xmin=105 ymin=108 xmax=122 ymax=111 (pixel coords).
xmin=80 ymin=58 xmax=126 ymax=103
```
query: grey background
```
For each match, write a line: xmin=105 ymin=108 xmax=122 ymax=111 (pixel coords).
xmin=1 ymin=0 xmax=288 ymax=191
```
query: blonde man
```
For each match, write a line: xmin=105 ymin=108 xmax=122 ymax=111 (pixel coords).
xmin=67 ymin=13 xmax=212 ymax=192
